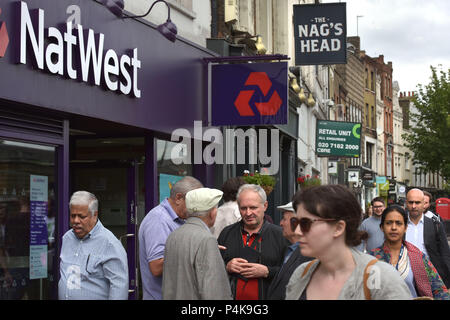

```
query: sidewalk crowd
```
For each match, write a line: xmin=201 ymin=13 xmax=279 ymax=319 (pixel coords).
xmin=57 ymin=176 xmax=450 ymax=300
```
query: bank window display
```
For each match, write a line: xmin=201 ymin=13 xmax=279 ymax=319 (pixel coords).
xmin=0 ymin=139 xmax=56 ymax=300
xmin=157 ymin=139 xmax=192 ymax=202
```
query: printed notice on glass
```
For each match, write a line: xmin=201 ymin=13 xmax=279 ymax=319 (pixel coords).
xmin=29 ymin=175 xmax=48 ymax=279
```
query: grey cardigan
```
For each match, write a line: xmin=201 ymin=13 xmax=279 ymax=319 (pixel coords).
xmin=285 ymin=248 xmax=412 ymax=300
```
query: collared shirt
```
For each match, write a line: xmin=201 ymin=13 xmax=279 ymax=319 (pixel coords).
xmin=138 ymin=198 xmax=185 ymax=300
xmin=58 ymin=220 xmax=129 ymax=300
xmin=406 ymin=214 xmax=428 ymax=257
xmin=283 ymin=242 xmax=300 ymax=265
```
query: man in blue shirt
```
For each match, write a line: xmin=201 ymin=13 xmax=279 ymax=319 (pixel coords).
xmin=357 ymin=197 xmax=386 ymax=253
xmin=59 ymin=191 xmax=129 ymax=300
xmin=138 ymin=176 xmax=203 ymax=300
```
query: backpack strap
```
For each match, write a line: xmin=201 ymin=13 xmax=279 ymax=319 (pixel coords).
xmin=363 ymin=259 xmax=378 ymax=300
xmin=301 ymin=259 xmax=318 ymax=278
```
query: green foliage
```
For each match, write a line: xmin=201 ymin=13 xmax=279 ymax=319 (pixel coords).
xmin=402 ymin=66 xmax=450 ymax=182
xmin=297 ymin=175 xmax=321 ymax=189
xmin=242 ymin=170 xmax=276 ymax=187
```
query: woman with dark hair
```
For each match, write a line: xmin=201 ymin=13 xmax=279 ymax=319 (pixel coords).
xmin=285 ymin=185 xmax=412 ymax=300
xmin=370 ymin=205 xmax=450 ymax=300
xmin=211 ymin=177 xmax=246 ymax=238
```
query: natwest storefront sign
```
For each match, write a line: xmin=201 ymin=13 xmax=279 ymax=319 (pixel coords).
xmin=210 ymin=62 xmax=288 ymax=126
xmin=18 ymin=1 xmax=141 ymax=98
xmin=0 ymin=0 xmax=211 ymax=136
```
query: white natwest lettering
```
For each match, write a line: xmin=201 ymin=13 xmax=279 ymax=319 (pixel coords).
xmin=19 ymin=1 xmax=141 ymax=98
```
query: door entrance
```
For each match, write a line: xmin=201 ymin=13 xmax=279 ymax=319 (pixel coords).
xmin=71 ymin=159 xmax=140 ymax=299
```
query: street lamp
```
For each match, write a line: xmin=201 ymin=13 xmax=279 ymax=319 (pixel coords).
xmin=101 ymin=0 xmax=178 ymax=42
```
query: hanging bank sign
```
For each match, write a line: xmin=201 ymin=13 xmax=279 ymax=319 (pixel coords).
xmin=16 ymin=1 xmax=141 ymax=98
xmin=293 ymin=3 xmax=347 ymax=65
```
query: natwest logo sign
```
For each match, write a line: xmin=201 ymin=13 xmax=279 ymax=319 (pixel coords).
xmin=18 ymin=1 xmax=141 ymax=98
xmin=234 ymin=72 xmax=282 ymax=117
xmin=211 ymin=62 xmax=287 ymax=126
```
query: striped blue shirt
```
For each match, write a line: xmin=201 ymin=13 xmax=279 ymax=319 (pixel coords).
xmin=58 ymin=220 xmax=129 ymax=300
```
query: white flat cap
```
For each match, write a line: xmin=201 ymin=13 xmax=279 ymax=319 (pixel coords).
xmin=185 ymin=188 xmax=223 ymax=213
xmin=277 ymin=201 xmax=294 ymax=212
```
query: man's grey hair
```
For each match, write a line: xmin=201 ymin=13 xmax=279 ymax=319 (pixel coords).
xmin=187 ymin=205 xmax=218 ymax=218
xmin=236 ymin=184 xmax=267 ymax=205
xmin=69 ymin=191 xmax=98 ymax=216
xmin=169 ymin=176 xmax=203 ymax=199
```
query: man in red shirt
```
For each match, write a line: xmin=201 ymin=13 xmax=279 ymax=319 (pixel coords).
xmin=218 ymin=184 xmax=289 ymax=300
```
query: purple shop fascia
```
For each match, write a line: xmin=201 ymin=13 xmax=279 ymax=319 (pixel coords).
xmin=0 ymin=0 xmax=217 ymax=298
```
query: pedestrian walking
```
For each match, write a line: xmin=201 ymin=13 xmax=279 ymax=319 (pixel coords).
xmin=138 ymin=176 xmax=203 ymax=300
xmin=405 ymin=188 xmax=450 ymax=288
xmin=218 ymin=184 xmax=289 ymax=300
xmin=423 ymin=191 xmax=441 ymax=221
xmin=285 ymin=185 xmax=412 ymax=300
xmin=59 ymin=191 xmax=129 ymax=300
xmin=357 ymin=197 xmax=386 ymax=253
xmin=266 ymin=202 xmax=312 ymax=300
xmin=210 ymin=177 xmax=245 ymax=238
xmin=370 ymin=205 xmax=450 ymax=300
xmin=162 ymin=188 xmax=232 ymax=300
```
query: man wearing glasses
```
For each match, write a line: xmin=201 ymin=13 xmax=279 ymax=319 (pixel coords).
xmin=356 ymin=197 xmax=386 ymax=253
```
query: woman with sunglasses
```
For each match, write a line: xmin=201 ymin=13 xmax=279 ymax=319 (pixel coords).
xmin=369 ymin=205 xmax=450 ymax=300
xmin=285 ymin=185 xmax=412 ymax=300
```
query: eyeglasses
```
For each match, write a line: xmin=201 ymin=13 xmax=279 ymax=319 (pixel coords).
xmin=372 ymin=206 xmax=384 ymax=209
xmin=290 ymin=217 xmax=337 ymax=233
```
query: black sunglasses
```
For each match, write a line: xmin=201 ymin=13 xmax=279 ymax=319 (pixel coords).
xmin=290 ymin=217 xmax=336 ymax=233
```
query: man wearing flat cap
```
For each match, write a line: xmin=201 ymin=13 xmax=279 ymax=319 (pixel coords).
xmin=162 ymin=188 xmax=232 ymax=300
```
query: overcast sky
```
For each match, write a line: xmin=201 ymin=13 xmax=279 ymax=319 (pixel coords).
xmin=322 ymin=0 xmax=450 ymax=93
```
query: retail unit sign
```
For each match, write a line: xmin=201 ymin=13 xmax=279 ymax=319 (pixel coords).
xmin=15 ymin=1 xmax=142 ymax=98
xmin=316 ymin=120 xmax=361 ymax=157
xmin=293 ymin=3 xmax=347 ymax=65
xmin=210 ymin=62 xmax=288 ymax=126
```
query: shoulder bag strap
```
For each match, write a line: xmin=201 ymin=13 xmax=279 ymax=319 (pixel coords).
xmin=363 ymin=259 xmax=378 ymax=300
xmin=301 ymin=259 xmax=318 ymax=278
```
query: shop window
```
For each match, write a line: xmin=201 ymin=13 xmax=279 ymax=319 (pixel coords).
xmin=0 ymin=139 xmax=56 ymax=300
xmin=156 ymin=139 xmax=192 ymax=203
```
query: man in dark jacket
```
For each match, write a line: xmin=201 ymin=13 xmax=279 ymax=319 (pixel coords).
xmin=218 ymin=184 xmax=289 ymax=300
xmin=406 ymin=188 xmax=450 ymax=288
xmin=266 ymin=202 xmax=312 ymax=300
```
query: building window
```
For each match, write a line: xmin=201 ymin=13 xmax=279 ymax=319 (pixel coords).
xmin=365 ymin=68 xmax=369 ymax=88
xmin=371 ymin=105 xmax=375 ymax=128
xmin=0 ymin=139 xmax=56 ymax=300
xmin=366 ymin=142 xmax=373 ymax=169
xmin=370 ymin=71 xmax=374 ymax=91
xmin=365 ymin=104 xmax=369 ymax=126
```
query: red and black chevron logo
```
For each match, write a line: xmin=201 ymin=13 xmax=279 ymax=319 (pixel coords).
xmin=234 ymin=72 xmax=282 ymax=117
xmin=0 ymin=7 xmax=9 ymax=58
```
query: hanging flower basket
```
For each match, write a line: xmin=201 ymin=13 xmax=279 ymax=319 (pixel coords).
xmin=297 ymin=175 xmax=321 ymax=190
xmin=242 ymin=170 xmax=276 ymax=196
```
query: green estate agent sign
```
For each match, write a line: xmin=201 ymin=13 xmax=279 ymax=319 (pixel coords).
xmin=316 ymin=120 xmax=361 ymax=157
